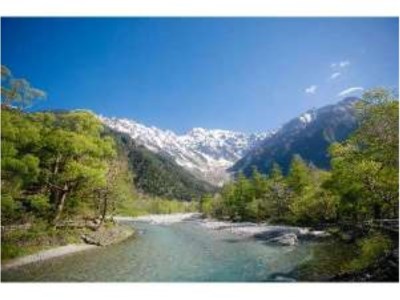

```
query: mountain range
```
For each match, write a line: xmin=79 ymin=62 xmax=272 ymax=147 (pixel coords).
xmin=100 ymin=97 xmax=359 ymax=186
xmin=100 ymin=116 xmax=271 ymax=185
xmin=108 ymin=129 xmax=215 ymax=200
xmin=231 ymin=97 xmax=359 ymax=176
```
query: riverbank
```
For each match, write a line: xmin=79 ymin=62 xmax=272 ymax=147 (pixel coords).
xmin=1 ymin=223 xmax=135 ymax=271
xmin=1 ymin=244 xmax=97 ymax=271
xmin=197 ymin=219 xmax=330 ymax=246
xmin=3 ymin=213 xmax=397 ymax=282
xmin=331 ymin=248 xmax=399 ymax=282
xmin=117 ymin=213 xmax=330 ymax=246
xmin=114 ymin=212 xmax=202 ymax=225
xmin=2 ymin=217 xmax=328 ymax=282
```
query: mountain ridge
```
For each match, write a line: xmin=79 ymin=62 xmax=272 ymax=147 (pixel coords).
xmin=230 ymin=97 xmax=359 ymax=176
xmin=99 ymin=97 xmax=359 ymax=184
xmin=108 ymin=129 xmax=216 ymax=200
xmin=100 ymin=115 xmax=272 ymax=185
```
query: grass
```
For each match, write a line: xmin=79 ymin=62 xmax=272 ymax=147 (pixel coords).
xmin=1 ymin=220 xmax=84 ymax=261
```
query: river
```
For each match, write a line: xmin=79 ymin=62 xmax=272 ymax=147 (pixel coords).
xmin=1 ymin=217 xmax=354 ymax=282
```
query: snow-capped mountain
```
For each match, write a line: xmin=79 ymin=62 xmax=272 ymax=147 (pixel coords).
xmin=231 ymin=97 xmax=359 ymax=176
xmin=99 ymin=116 xmax=271 ymax=185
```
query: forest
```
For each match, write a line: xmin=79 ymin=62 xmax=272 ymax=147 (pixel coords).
xmin=201 ymin=88 xmax=398 ymax=224
xmin=200 ymin=88 xmax=399 ymax=273
xmin=0 ymin=65 xmax=198 ymax=259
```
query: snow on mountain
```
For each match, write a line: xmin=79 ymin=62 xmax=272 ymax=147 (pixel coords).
xmin=99 ymin=116 xmax=271 ymax=185
xmin=299 ymin=110 xmax=316 ymax=124
xmin=231 ymin=97 xmax=359 ymax=176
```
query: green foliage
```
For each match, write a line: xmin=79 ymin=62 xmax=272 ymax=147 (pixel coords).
xmin=26 ymin=194 xmax=51 ymax=217
xmin=1 ymin=68 xmax=206 ymax=233
xmin=203 ymin=88 xmax=398 ymax=229
xmin=347 ymin=233 xmax=393 ymax=271
xmin=1 ymin=194 xmax=21 ymax=223
xmin=265 ymin=163 xmax=293 ymax=221
xmin=287 ymin=155 xmax=312 ymax=194
xmin=1 ymin=66 xmax=397 ymax=275
xmin=111 ymin=130 xmax=215 ymax=201
xmin=201 ymin=163 xmax=295 ymax=223
xmin=1 ymin=65 xmax=46 ymax=110
xmin=200 ymin=194 xmax=214 ymax=217
xmin=329 ymin=88 xmax=399 ymax=222
xmin=289 ymin=186 xmax=339 ymax=225
xmin=115 ymin=196 xmax=198 ymax=216
xmin=1 ymin=92 xmax=117 ymax=225
xmin=1 ymin=221 xmax=82 ymax=260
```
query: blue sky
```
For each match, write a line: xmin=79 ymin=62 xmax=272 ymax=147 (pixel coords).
xmin=1 ymin=18 xmax=398 ymax=133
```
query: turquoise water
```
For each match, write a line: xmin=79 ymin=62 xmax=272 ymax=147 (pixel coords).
xmin=2 ymin=221 xmax=325 ymax=282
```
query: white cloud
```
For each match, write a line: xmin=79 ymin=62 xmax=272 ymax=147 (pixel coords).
xmin=305 ymin=85 xmax=317 ymax=94
xmin=331 ymin=60 xmax=350 ymax=69
xmin=339 ymin=60 xmax=350 ymax=68
xmin=330 ymin=72 xmax=341 ymax=79
xmin=337 ymin=86 xmax=364 ymax=97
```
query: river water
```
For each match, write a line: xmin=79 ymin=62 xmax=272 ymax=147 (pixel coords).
xmin=1 ymin=220 xmax=351 ymax=282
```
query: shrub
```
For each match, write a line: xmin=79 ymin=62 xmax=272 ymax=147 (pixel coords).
xmin=27 ymin=194 xmax=51 ymax=215
xmin=347 ymin=232 xmax=393 ymax=271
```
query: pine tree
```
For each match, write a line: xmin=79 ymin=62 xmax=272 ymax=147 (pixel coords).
xmin=287 ymin=154 xmax=312 ymax=194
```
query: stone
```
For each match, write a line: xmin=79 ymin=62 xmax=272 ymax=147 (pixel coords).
xmin=268 ymin=233 xmax=298 ymax=246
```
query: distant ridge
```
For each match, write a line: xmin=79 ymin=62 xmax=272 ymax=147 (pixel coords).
xmin=230 ymin=97 xmax=359 ymax=176
xmin=100 ymin=116 xmax=272 ymax=185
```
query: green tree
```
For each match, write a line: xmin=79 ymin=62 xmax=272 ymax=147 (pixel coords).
xmin=250 ymin=167 xmax=268 ymax=199
xmin=265 ymin=163 xmax=292 ymax=220
xmin=1 ymin=110 xmax=42 ymax=223
xmin=200 ymin=193 xmax=214 ymax=217
xmin=329 ymin=88 xmax=399 ymax=222
xmin=233 ymin=172 xmax=253 ymax=220
xmin=37 ymin=111 xmax=116 ymax=223
xmin=1 ymin=65 xmax=46 ymax=110
xmin=245 ymin=167 xmax=269 ymax=221
xmin=289 ymin=184 xmax=339 ymax=225
xmin=287 ymin=154 xmax=312 ymax=194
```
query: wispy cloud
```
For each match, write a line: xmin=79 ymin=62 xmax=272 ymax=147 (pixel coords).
xmin=337 ymin=86 xmax=364 ymax=97
xmin=331 ymin=60 xmax=350 ymax=69
xmin=305 ymin=85 xmax=317 ymax=94
xmin=330 ymin=72 xmax=341 ymax=80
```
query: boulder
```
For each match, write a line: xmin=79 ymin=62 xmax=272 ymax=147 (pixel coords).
xmin=268 ymin=233 xmax=298 ymax=246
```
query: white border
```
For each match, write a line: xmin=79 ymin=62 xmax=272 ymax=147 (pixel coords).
xmin=1 ymin=282 xmax=400 ymax=299
xmin=0 ymin=0 xmax=399 ymax=16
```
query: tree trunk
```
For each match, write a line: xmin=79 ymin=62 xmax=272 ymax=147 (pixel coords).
xmin=99 ymin=194 xmax=108 ymax=227
xmin=373 ymin=204 xmax=382 ymax=220
xmin=53 ymin=184 xmax=68 ymax=224
xmin=53 ymin=154 xmax=61 ymax=175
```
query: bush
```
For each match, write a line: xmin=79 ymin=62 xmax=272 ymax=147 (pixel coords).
xmin=26 ymin=194 xmax=51 ymax=217
xmin=200 ymin=194 xmax=213 ymax=217
xmin=1 ymin=220 xmax=82 ymax=260
xmin=1 ymin=194 xmax=17 ymax=216
xmin=347 ymin=232 xmax=393 ymax=271
xmin=289 ymin=187 xmax=339 ymax=225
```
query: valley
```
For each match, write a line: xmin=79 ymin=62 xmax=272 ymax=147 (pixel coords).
xmin=1 ymin=65 xmax=398 ymax=283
